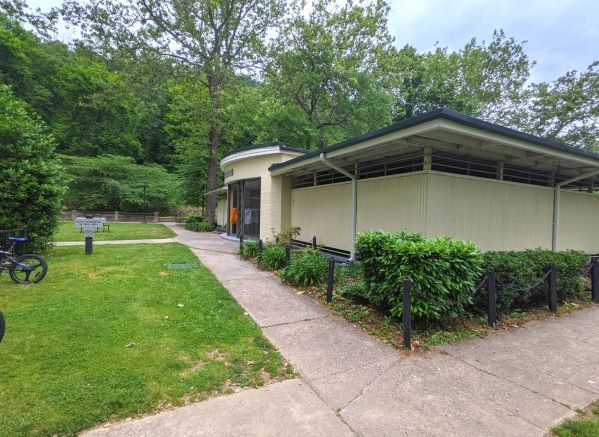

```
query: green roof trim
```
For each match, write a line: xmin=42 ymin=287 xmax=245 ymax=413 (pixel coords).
xmin=222 ymin=142 xmax=308 ymax=160
xmin=269 ymin=108 xmax=599 ymax=172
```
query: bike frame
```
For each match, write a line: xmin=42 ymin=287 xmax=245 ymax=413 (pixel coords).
xmin=0 ymin=243 xmax=33 ymax=273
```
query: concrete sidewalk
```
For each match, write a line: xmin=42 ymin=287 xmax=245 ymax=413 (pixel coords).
xmin=86 ymin=224 xmax=599 ymax=436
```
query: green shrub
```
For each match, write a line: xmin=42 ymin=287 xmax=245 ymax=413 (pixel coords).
xmin=186 ymin=221 xmax=214 ymax=232
xmin=479 ymin=249 xmax=588 ymax=314
xmin=258 ymin=245 xmax=287 ymax=270
xmin=272 ymin=225 xmax=301 ymax=246
xmin=356 ymin=230 xmax=483 ymax=325
xmin=186 ymin=215 xmax=204 ymax=224
xmin=0 ymin=85 xmax=65 ymax=251
xmin=338 ymin=281 xmax=369 ymax=302
xmin=240 ymin=240 xmax=260 ymax=259
xmin=283 ymin=249 xmax=328 ymax=286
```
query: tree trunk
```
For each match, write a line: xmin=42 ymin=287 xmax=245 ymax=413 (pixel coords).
xmin=205 ymin=123 xmax=218 ymax=223
xmin=205 ymin=73 xmax=221 ymax=224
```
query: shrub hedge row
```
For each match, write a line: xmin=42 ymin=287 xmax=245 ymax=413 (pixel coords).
xmin=356 ymin=230 xmax=484 ymax=324
xmin=355 ymin=230 xmax=589 ymax=325
xmin=185 ymin=216 xmax=214 ymax=232
xmin=480 ymin=250 xmax=588 ymax=314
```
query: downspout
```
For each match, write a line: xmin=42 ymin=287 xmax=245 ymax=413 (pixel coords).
xmin=319 ymin=153 xmax=357 ymax=261
xmin=552 ymin=169 xmax=599 ymax=251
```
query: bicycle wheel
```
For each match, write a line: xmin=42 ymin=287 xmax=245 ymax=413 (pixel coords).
xmin=9 ymin=254 xmax=48 ymax=284
xmin=0 ymin=311 xmax=5 ymax=343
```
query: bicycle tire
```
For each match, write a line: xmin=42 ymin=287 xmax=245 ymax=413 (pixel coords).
xmin=9 ymin=254 xmax=48 ymax=284
xmin=0 ymin=311 xmax=5 ymax=343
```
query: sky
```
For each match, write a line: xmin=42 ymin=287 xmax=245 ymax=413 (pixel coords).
xmin=28 ymin=0 xmax=599 ymax=83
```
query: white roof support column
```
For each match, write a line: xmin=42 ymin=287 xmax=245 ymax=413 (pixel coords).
xmin=319 ymin=153 xmax=357 ymax=261
xmin=552 ymin=169 xmax=599 ymax=251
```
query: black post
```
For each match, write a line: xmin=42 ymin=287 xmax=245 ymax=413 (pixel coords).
xmin=487 ymin=270 xmax=497 ymax=328
xmin=258 ymin=239 xmax=263 ymax=253
xmin=402 ymin=278 xmax=412 ymax=350
xmin=239 ymin=235 xmax=244 ymax=252
xmin=591 ymin=259 xmax=599 ymax=303
xmin=326 ymin=259 xmax=335 ymax=302
xmin=312 ymin=236 xmax=317 ymax=249
xmin=547 ymin=265 xmax=557 ymax=312
xmin=85 ymin=236 xmax=93 ymax=255
xmin=285 ymin=245 xmax=291 ymax=266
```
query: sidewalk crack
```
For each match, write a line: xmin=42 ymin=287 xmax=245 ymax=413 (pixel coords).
xmin=262 ymin=315 xmax=329 ymax=329
xmin=339 ymin=359 xmax=403 ymax=413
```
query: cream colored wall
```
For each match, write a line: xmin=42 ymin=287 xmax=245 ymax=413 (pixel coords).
xmin=559 ymin=190 xmax=599 ymax=253
xmin=222 ymin=152 xmax=299 ymax=240
xmin=289 ymin=171 xmax=599 ymax=253
xmin=290 ymin=172 xmax=429 ymax=250
xmin=216 ymin=197 xmax=227 ymax=226
xmin=291 ymin=182 xmax=352 ymax=249
xmin=425 ymin=172 xmax=554 ymax=251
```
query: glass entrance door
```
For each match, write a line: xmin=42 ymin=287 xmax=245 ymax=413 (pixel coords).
xmin=228 ymin=179 xmax=260 ymax=239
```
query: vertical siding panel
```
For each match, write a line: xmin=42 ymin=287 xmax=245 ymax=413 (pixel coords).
xmin=559 ymin=191 xmax=599 ymax=253
xmin=426 ymin=172 xmax=553 ymax=251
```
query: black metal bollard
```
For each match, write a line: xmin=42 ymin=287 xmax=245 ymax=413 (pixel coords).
xmin=239 ymin=235 xmax=244 ymax=252
xmin=312 ymin=236 xmax=317 ymax=249
xmin=326 ymin=259 xmax=335 ymax=302
xmin=85 ymin=236 xmax=93 ymax=255
xmin=487 ymin=270 xmax=497 ymax=328
xmin=402 ymin=278 xmax=412 ymax=350
xmin=258 ymin=239 xmax=263 ymax=252
xmin=592 ymin=259 xmax=599 ymax=303
xmin=285 ymin=245 xmax=291 ymax=266
xmin=547 ymin=265 xmax=557 ymax=312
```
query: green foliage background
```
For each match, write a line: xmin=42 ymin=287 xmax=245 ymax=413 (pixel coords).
xmin=0 ymin=84 xmax=65 ymax=249
xmin=60 ymin=154 xmax=179 ymax=212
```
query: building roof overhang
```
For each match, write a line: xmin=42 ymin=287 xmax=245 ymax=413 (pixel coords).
xmin=269 ymin=109 xmax=599 ymax=184
xmin=220 ymin=142 xmax=307 ymax=169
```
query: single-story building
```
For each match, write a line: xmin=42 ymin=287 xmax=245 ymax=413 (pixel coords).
xmin=214 ymin=108 xmax=599 ymax=258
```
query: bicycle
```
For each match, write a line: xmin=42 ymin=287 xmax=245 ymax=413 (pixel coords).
xmin=0 ymin=237 xmax=48 ymax=284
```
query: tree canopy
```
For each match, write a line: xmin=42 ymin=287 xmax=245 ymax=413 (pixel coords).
xmin=0 ymin=0 xmax=597 ymax=225
xmin=0 ymin=83 xmax=64 ymax=249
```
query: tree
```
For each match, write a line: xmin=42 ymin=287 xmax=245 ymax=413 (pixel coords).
xmin=60 ymin=154 xmax=179 ymax=211
xmin=266 ymin=0 xmax=395 ymax=149
xmin=384 ymin=30 xmax=533 ymax=123
xmin=0 ymin=84 xmax=65 ymax=250
xmin=0 ymin=14 xmax=145 ymax=159
xmin=514 ymin=62 xmax=599 ymax=150
xmin=62 ymin=0 xmax=285 ymax=222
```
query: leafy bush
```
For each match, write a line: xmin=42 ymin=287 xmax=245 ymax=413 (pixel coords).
xmin=356 ymin=230 xmax=483 ymax=325
xmin=272 ymin=225 xmax=301 ymax=246
xmin=240 ymin=240 xmax=260 ymax=259
xmin=283 ymin=249 xmax=328 ymax=286
xmin=186 ymin=215 xmax=204 ymax=224
xmin=479 ymin=249 xmax=588 ymax=314
xmin=258 ymin=245 xmax=287 ymax=270
xmin=61 ymin=154 xmax=179 ymax=212
xmin=186 ymin=221 xmax=214 ymax=232
xmin=0 ymin=85 xmax=65 ymax=251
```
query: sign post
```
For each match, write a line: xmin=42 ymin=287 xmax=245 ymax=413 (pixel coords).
xmin=75 ymin=217 xmax=106 ymax=255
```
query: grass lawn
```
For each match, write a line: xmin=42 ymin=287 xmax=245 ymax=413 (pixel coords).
xmin=553 ymin=402 xmax=599 ymax=437
xmin=54 ymin=220 xmax=176 ymax=242
xmin=0 ymin=244 xmax=292 ymax=436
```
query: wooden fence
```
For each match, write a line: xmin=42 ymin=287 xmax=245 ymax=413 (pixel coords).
xmin=60 ymin=211 xmax=187 ymax=223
